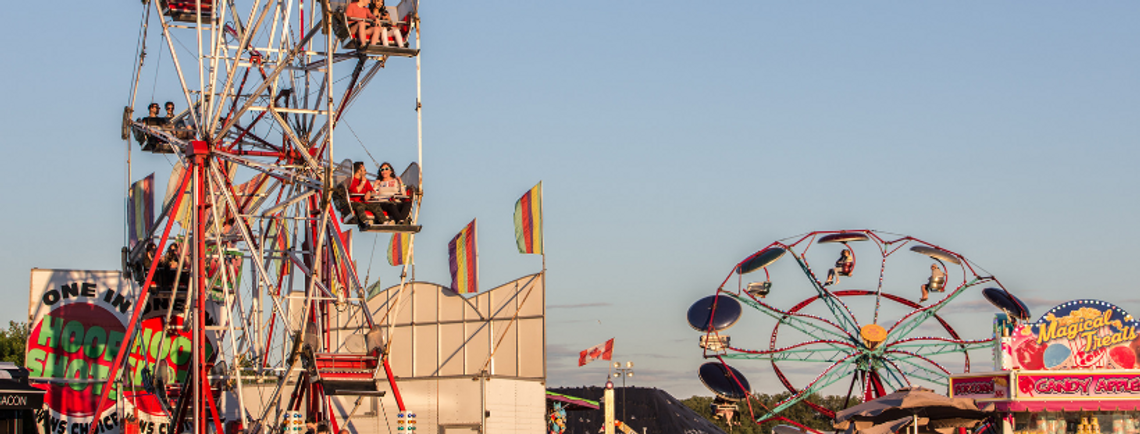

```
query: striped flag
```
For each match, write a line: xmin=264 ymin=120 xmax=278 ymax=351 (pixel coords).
xmin=447 ymin=219 xmax=478 ymax=294
xmin=578 ymin=338 xmax=615 ymax=367
xmin=513 ymin=182 xmax=543 ymax=255
xmin=388 ymin=233 xmax=410 ymax=266
xmin=128 ymin=173 xmax=155 ymax=248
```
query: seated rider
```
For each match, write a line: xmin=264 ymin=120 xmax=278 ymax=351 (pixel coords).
xmin=164 ymin=101 xmax=187 ymax=128
xmin=372 ymin=162 xmax=411 ymax=224
xmin=345 ymin=0 xmax=381 ymax=47
xmin=920 ymin=263 xmax=945 ymax=302
xmin=345 ymin=161 xmax=390 ymax=228
xmin=135 ymin=103 xmax=171 ymax=149
xmin=164 ymin=101 xmax=177 ymax=122
xmin=370 ymin=0 xmax=404 ymax=47
xmin=824 ymin=249 xmax=853 ymax=286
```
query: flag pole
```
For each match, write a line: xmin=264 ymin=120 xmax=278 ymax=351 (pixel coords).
xmin=540 ymin=181 xmax=547 ymax=379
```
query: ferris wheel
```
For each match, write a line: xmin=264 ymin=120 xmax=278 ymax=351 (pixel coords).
xmin=688 ymin=230 xmax=1030 ymax=432
xmin=103 ymin=0 xmax=426 ymax=433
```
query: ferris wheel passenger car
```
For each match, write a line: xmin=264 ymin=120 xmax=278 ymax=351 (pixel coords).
xmin=330 ymin=162 xmax=422 ymax=233
xmin=160 ymin=0 xmax=215 ymax=23
xmin=326 ymin=0 xmax=419 ymax=57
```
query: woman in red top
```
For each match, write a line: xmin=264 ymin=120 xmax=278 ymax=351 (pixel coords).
xmin=345 ymin=0 xmax=380 ymax=47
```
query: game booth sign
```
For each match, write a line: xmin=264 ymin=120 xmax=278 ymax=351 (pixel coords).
xmin=25 ymin=270 xmax=220 ymax=434
xmin=950 ymin=299 xmax=1140 ymax=434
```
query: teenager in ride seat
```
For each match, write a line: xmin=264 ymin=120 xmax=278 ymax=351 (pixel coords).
xmin=345 ymin=0 xmax=381 ymax=48
xmin=372 ymin=162 xmax=411 ymax=224
xmin=345 ymin=161 xmax=389 ymax=228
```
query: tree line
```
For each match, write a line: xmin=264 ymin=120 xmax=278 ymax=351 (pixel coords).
xmin=0 ymin=321 xmax=28 ymax=365
xmin=681 ymin=392 xmax=860 ymax=434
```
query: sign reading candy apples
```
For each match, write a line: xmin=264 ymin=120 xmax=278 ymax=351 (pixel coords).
xmin=1009 ymin=300 xmax=1140 ymax=371
xmin=1015 ymin=372 xmax=1140 ymax=399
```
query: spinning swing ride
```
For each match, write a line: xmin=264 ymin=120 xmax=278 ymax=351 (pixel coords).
xmin=108 ymin=0 xmax=425 ymax=433
xmin=688 ymin=229 xmax=1033 ymax=432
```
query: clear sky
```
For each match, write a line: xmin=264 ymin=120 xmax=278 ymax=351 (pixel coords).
xmin=1 ymin=1 xmax=1138 ymax=400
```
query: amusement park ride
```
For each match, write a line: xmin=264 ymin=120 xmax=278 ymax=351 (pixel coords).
xmin=688 ymin=230 xmax=1033 ymax=433
xmin=108 ymin=0 xmax=426 ymax=433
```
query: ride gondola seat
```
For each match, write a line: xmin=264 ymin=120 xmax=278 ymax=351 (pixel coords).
xmin=162 ymin=0 xmax=215 ymax=22
xmin=331 ymin=182 xmax=422 ymax=233
xmin=328 ymin=0 xmax=419 ymax=57
xmin=308 ymin=353 xmax=386 ymax=396
xmin=135 ymin=116 xmax=177 ymax=153
xmin=838 ymin=259 xmax=855 ymax=276
xmin=925 ymin=275 xmax=946 ymax=292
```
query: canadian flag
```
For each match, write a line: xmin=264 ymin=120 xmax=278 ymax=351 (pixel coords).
xmin=578 ymin=338 xmax=615 ymax=367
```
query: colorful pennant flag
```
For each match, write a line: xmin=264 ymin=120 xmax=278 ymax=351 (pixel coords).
xmin=128 ymin=173 xmax=155 ymax=248
xmin=448 ymin=219 xmax=478 ymax=294
xmin=578 ymin=338 xmax=615 ymax=367
xmin=513 ymin=182 xmax=543 ymax=255
xmin=365 ymin=279 xmax=385 ymax=301
xmin=388 ymin=233 xmax=411 ymax=266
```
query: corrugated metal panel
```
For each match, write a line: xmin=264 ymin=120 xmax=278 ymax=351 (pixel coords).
xmin=485 ymin=379 xmax=545 ymax=434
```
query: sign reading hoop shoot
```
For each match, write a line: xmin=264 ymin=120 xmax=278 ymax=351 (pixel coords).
xmin=1009 ymin=300 xmax=1140 ymax=371
xmin=26 ymin=270 xmax=220 ymax=434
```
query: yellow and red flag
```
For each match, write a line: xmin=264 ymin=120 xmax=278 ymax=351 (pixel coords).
xmin=448 ymin=219 xmax=477 ymax=294
xmin=388 ymin=233 xmax=410 ymax=266
xmin=513 ymin=182 xmax=543 ymax=255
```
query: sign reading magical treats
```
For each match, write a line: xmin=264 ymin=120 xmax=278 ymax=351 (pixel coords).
xmin=1011 ymin=300 xmax=1140 ymax=370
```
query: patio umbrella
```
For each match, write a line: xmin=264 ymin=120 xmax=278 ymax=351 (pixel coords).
xmin=833 ymin=387 xmax=992 ymax=434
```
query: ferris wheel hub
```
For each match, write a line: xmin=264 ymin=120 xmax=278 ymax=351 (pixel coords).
xmin=860 ymin=324 xmax=887 ymax=349
xmin=187 ymin=139 xmax=210 ymax=157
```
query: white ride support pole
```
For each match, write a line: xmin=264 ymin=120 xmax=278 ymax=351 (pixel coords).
xmin=605 ymin=380 xmax=615 ymax=434
xmin=415 ymin=9 xmax=423 ymax=178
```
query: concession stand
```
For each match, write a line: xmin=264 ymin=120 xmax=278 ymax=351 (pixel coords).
xmin=0 ymin=362 xmax=46 ymax=434
xmin=950 ymin=300 xmax=1140 ymax=434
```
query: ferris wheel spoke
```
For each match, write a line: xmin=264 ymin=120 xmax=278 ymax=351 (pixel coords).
xmin=214 ymin=21 xmax=324 ymax=143
xmin=885 ymin=278 xmax=983 ymax=343
xmin=883 ymin=351 xmax=951 ymax=386
xmin=206 ymin=163 xmax=299 ymax=341
xmin=876 ymin=361 xmax=913 ymax=390
xmin=887 ymin=337 xmax=993 ymax=357
xmin=755 ymin=356 xmax=859 ymax=424
xmin=729 ymin=293 xmax=853 ymax=343
xmin=724 ymin=346 xmax=853 ymax=363
xmin=214 ymin=151 xmax=322 ymax=189
xmin=151 ymin=1 xmax=206 ymax=135
xmin=310 ymin=63 xmax=385 ymax=148
xmin=788 ymin=253 xmax=862 ymax=333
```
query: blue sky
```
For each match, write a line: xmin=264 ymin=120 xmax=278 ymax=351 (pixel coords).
xmin=1 ymin=1 xmax=1138 ymax=399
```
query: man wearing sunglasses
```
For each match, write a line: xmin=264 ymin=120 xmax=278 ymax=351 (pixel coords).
xmin=344 ymin=161 xmax=389 ymax=228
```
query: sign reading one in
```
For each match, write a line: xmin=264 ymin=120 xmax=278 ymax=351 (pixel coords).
xmin=25 ymin=269 xmax=220 ymax=434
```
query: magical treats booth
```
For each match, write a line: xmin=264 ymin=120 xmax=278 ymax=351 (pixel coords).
xmin=950 ymin=299 xmax=1140 ymax=434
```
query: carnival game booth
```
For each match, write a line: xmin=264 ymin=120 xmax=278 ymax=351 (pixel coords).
xmin=950 ymin=300 xmax=1140 ymax=434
